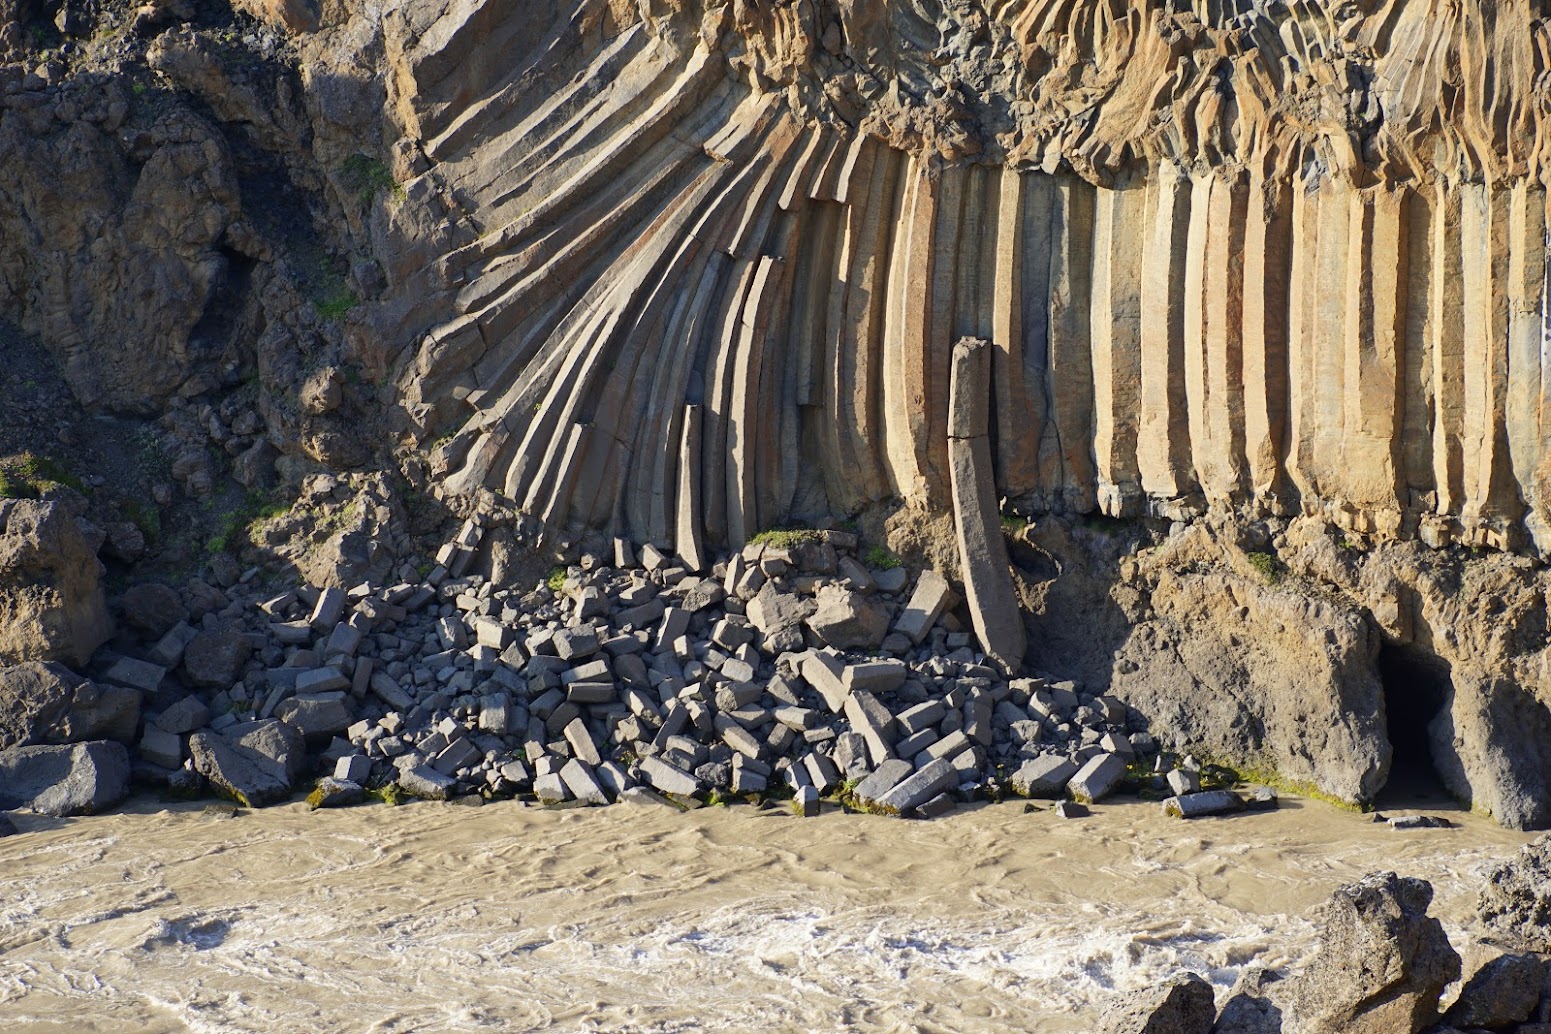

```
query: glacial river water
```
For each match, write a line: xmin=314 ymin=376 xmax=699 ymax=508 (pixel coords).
xmin=0 ymin=791 xmax=1532 ymax=1033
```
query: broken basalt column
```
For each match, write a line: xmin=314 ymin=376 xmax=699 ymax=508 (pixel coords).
xmin=947 ymin=337 xmax=1026 ymax=675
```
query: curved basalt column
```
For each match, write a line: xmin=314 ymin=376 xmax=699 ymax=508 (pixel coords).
xmin=385 ymin=0 xmax=1551 ymax=556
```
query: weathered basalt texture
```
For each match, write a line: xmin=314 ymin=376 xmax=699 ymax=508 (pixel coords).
xmin=374 ymin=0 xmax=1551 ymax=560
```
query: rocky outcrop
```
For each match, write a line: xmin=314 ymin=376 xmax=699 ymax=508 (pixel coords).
xmin=0 ymin=661 xmax=140 ymax=750
xmin=1476 ymin=833 xmax=1551 ymax=953
xmin=1282 ymin=872 xmax=1459 ymax=1034
xmin=376 ymin=0 xmax=1551 ymax=562
xmin=0 ymin=497 xmax=111 ymax=667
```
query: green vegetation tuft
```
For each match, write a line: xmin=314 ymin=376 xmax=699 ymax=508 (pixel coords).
xmin=341 ymin=154 xmax=404 ymax=206
xmin=314 ymin=285 xmax=359 ymax=321
xmin=999 ymin=512 xmax=1029 ymax=533
xmin=0 ymin=452 xmax=85 ymax=499
xmin=1191 ymin=750 xmax=1368 ymax=813
xmin=368 ymin=784 xmax=405 ymax=807
xmin=749 ymin=528 xmax=822 ymax=549
xmin=863 ymin=545 xmax=901 ymax=570
xmin=545 ymin=566 xmax=567 ymax=592
xmin=1245 ymin=551 xmax=1286 ymax=585
xmin=207 ymin=491 xmax=287 ymax=556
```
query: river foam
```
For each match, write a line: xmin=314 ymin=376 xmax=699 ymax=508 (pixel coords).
xmin=0 ymin=793 xmax=1532 ymax=1033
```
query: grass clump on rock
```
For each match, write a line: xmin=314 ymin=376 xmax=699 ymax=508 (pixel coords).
xmin=864 ymin=545 xmax=900 ymax=570
xmin=749 ymin=527 xmax=823 ymax=549
xmin=0 ymin=452 xmax=85 ymax=499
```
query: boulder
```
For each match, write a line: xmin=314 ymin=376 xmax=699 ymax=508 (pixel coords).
xmin=119 ymin=583 xmax=188 ymax=639
xmin=0 ymin=661 xmax=140 ymax=749
xmin=1476 ymin=833 xmax=1551 ymax=951
xmin=154 ymin=694 xmax=210 ymax=735
xmin=1282 ymin=872 xmax=1459 ymax=1034
xmin=1441 ymin=951 xmax=1546 ymax=1029
xmin=1101 ymin=971 xmax=1216 ymax=1034
xmin=1210 ymin=967 xmax=1284 ymax=1034
xmin=805 ymin=585 xmax=889 ymax=651
xmin=276 ymin=695 xmax=354 ymax=740
xmin=188 ymin=729 xmax=295 ymax=807
xmin=229 ymin=719 xmax=307 ymax=783
xmin=0 ymin=498 xmax=112 ymax=666
xmin=0 ymin=740 xmax=130 ymax=816
xmin=181 ymin=625 xmax=252 ymax=688
xmin=307 ymin=777 xmax=365 ymax=810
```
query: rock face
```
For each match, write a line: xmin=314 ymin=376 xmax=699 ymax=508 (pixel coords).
xmin=0 ymin=661 xmax=140 ymax=750
xmin=1282 ymin=872 xmax=1460 ymax=1034
xmin=0 ymin=498 xmax=111 ymax=667
xmin=383 ymin=1 xmax=1551 ymax=561
xmin=1476 ymin=834 xmax=1551 ymax=953
xmin=0 ymin=740 xmax=130 ymax=816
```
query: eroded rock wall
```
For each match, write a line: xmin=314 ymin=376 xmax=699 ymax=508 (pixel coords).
xmin=381 ymin=0 xmax=1551 ymax=557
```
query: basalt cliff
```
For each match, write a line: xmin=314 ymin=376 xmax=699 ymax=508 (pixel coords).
xmin=2 ymin=0 xmax=1551 ymax=828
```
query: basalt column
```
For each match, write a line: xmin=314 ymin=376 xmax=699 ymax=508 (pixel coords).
xmin=947 ymin=337 xmax=1027 ymax=675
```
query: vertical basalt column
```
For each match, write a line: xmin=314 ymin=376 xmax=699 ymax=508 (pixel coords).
xmin=1506 ymin=181 xmax=1550 ymax=547
xmin=947 ymin=337 xmax=1027 ymax=676
xmin=1138 ymin=161 xmax=1197 ymax=505
xmin=1430 ymin=182 xmax=1467 ymax=521
xmin=1340 ymin=188 xmax=1406 ymax=532
xmin=1090 ymin=177 xmax=1145 ymax=516
xmin=1460 ymin=183 xmax=1523 ymax=535
xmin=1242 ymin=170 xmax=1291 ymax=510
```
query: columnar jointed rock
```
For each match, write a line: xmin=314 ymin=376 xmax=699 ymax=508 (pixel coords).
xmin=946 ymin=338 xmax=1026 ymax=675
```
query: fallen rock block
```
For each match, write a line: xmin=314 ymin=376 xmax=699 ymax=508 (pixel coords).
xmin=1010 ymin=755 xmax=1077 ymax=798
xmin=307 ymin=777 xmax=364 ymax=809
xmin=893 ymin=570 xmax=953 ymax=644
xmin=399 ymin=764 xmax=455 ymax=801
xmin=188 ymin=730 xmax=293 ymax=807
xmin=793 ymin=784 xmax=819 ymax=817
xmin=0 ymin=740 xmax=130 ymax=816
xmin=805 ymin=585 xmax=889 ymax=650
xmin=1069 ymin=752 xmax=1127 ymax=804
xmin=638 ymin=756 xmax=701 ymax=796
xmin=872 ymin=757 xmax=956 ymax=815
xmin=1163 ymin=790 xmax=1245 ymax=819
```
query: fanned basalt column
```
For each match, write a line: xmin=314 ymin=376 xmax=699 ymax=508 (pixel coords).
xmin=948 ymin=337 xmax=1027 ymax=675
xmin=383 ymin=0 xmax=1551 ymax=556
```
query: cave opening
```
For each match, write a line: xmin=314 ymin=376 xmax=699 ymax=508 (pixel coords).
xmin=1376 ymin=640 xmax=1453 ymax=806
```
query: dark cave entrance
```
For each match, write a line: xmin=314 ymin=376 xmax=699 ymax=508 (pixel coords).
xmin=1376 ymin=641 xmax=1453 ymax=805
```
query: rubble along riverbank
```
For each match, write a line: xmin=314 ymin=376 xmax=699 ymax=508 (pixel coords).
xmin=4 ymin=521 xmax=1300 ymax=823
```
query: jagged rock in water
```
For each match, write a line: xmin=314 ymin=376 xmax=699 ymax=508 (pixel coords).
xmin=1282 ymin=872 xmax=1459 ymax=1034
xmin=1476 ymin=834 xmax=1551 ymax=953
xmin=1101 ymin=971 xmax=1216 ymax=1034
